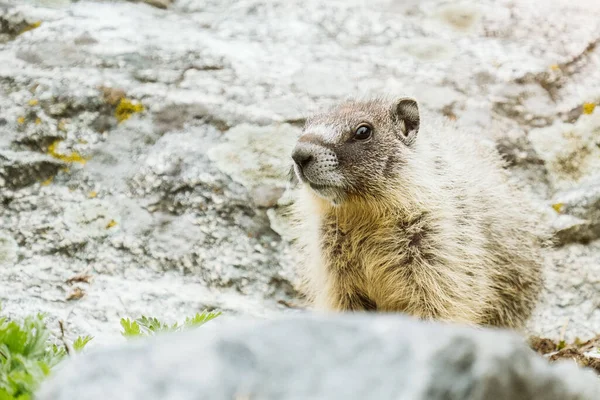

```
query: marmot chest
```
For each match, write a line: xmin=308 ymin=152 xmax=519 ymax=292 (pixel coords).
xmin=319 ymin=212 xmax=439 ymax=311
xmin=320 ymin=212 xmax=434 ymax=275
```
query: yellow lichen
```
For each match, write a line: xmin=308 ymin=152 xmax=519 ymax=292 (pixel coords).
xmin=88 ymin=191 xmax=97 ymax=198
xmin=35 ymin=118 xmax=41 ymax=125
xmin=106 ymin=219 xmax=118 ymax=229
xmin=552 ymin=203 xmax=564 ymax=213
xmin=582 ymin=103 xmax=596 ymax=115
xmin=47 ymin=140 xmax=88 ymax=165
xmin=549 ymin=64 xmax=560 ymax=71
xmin=19 ymin=21 xmax=42 ymax=35
xmin=17 ymin=116 xmax=25 ymax=125
xmin=41 ymin=176 xmax=54 ymax=186
xmin=28 ymin=99 xmax=39 ymax=106
xmin=115 ymin=98 xmax=144 ymax=123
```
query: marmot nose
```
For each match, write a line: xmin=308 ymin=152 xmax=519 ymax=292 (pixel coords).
xmin=292 ymin=146 xmax=314 ymax=170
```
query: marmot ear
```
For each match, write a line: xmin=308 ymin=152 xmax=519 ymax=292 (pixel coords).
xmin=392 ymin=97 xmax=420 ymax=138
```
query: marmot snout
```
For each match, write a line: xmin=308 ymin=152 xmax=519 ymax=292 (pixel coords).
xmin=290 ymin=97 xmax=545 ymax=329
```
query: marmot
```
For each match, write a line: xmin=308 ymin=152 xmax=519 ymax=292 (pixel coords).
xmin=288 ymin=97 xmax=546 ymax=329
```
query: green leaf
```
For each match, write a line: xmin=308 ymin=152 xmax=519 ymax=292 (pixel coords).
xmin=0 ymin=312 xmax=59 ymax=399
xmin=73 ymin=336 xmax=93 ymax=352
xmin=44 ymin=344 xmax=66 ymax=368
xmin=120 ymin=319 xmax=141 ymax=338
xmin=0 ymin=310 xmax=150 ymax=399
xmin=120 ymin=311 xmax=221 ymax=339
xmin=184 ymin=311 xmax=222 ymax=328
xmin=0 ymin=389 xmax=17 ymax=400
xmin=136 ymin=316 xmax=171 ymax=334
xmin=0 ymin=321 xmax=29 ymax=355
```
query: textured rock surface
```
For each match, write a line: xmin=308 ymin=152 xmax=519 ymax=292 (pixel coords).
xmin=37 ymin=315 xmax=600 ymax=400
xmin=529 ymin=113 xmax=600 ymax=193
xmin=0 ymin=0 xmax=599 ymax=346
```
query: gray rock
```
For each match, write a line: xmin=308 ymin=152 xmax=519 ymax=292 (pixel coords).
xmin=434 ymin=3 xmax=482 ymax=32
xmin=73 ymin=31 xmax=97 ymax=45
xmin=552 ymin=214 xmax=600 ymax=245
xmin=528 ymin=239 xmax=600 ymax=341
xmin=207 ymin=123 xmax=299 ymax=191
xmin=292 ymin=65 xmax=355 ymax=97
xmin=550 ymin=182 xmax=600 ymax=243
xmin=395 ymin=37 xmax=457 ymax=61
xmin=1 ymin=0 xmax=600 ymax=345
xmin=0 ymin=150 xmax=64 ymax=189
xmin=529 ymin=113 xmax=600 ymax=193
xmin=0 ymin=231 xmax=18 ymax=265
xmin=249 ymin=184 xmax=285 ymax=208
xmin=553 ymin=182 xmax=600 ymax=223
xmin=0 ymin=9 xmax=39 ymax=43
xmin=152 ymin=103 xmax=217 ymax=135
xmin=131 ymin=0 xmax=174 ymax=9
xmin=37 ymin=314 xmax=600 ymax=400
xmin=552 ymin=179 xmax=600 ymax=244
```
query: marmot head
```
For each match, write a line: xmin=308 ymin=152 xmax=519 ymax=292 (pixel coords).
xmin=291 ymin=97 xmax=420 ymax=205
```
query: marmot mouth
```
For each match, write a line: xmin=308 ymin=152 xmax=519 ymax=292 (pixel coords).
xmin=293 ymin=164 xmax=343 ymax=195
xmin=308 ymin=182 xmax=331 ymax=190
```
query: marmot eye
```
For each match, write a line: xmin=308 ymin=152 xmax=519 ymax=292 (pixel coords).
xmin=354 ymin=124 xmax=372 ymax=141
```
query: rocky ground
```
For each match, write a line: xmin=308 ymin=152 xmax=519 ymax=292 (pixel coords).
xmin=0 ymin=0 xmax=599 ymax=347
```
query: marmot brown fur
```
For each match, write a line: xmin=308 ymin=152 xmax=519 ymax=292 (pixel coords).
xmin=288 ymin=97 xmax=546 ymax=329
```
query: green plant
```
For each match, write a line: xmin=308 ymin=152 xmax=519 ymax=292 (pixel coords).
xmin=0 ymin=312 xmax=91 ymax=400
xmin=120 ymin=310 xmax=222 ymax=338
xmin=0 ymin=308 xmax=221 ymax=399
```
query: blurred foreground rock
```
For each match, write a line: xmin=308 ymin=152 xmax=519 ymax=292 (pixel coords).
xmin=37 ymin=314 xmax=600 ymax=400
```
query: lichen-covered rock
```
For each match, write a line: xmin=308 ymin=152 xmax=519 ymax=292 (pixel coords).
xmin=551 ymin=214 xmax=600 ymax=245
xmin=249 ymin=184 xmax=286 ymax=208
xmin=127 ymin=0 xmax=174 ymax=10
xmin=529 ymin=112 xmax=600 ymax=193
xmin=207 ymin=123 xmax=299 ymax=192
xmin=1 ymin=0 xmax=600 ymax=344
xmin=0 ymin=150 xmax=64 ymax=189
xmin=37 ymin=315 xmax=600 ymax=400
xmin=553 ymin=182 xmax=600 ymax=223
xmin=529 ymin=239 xmax=600 ymax=341
xmin=0 ymin=9 xmax=41 ymax=43
xmin=527 ymin=112 xmax=600 ymax=244
xmin=0 ymin=231 xmax=18 ymax=266
xmin=550 ymin=182 xmax=600 ymax=244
